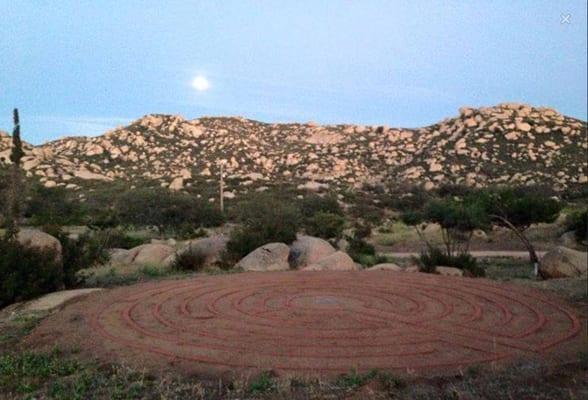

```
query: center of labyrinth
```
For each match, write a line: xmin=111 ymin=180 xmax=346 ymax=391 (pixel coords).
xmin=68 ymin=271 xmax=584 ymax=375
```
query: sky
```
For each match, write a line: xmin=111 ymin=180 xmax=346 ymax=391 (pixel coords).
xmin=0 ymin=1 xmax=586 ymax=144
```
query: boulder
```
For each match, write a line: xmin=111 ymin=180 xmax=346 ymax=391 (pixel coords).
xmin=125 ymin=244 xmax=175 ymax=266
xmin=435 ymin=266 xmax=464 ymax=277
xmin=19 ymin=288 xmax=103 ymax=313
xmin=237 ymin=243 xmax=291 ymax=272
xmin=302 ymin=251 xmax=357 ymax=271
xmin=367 ymin=263 xmax=403 ymax=272
xmin=169 ymin=177 xmax=184 ymax=191
xmin=108 ymin=248 xmax=130 ymax=264
xmin=172 ymin=235 xmax=228 ymax=267
xmin=404 ymin=265 xmax=421 ymax=273
xmin=151 ymin=238 xmax=177 ymax=246
xmin=539 ymin=246 xmax=588 ymax=279
xmin=289 ymin=235 xmax=336 ymax=268
xmin=17 ymin=229 xmax=62 ymax=261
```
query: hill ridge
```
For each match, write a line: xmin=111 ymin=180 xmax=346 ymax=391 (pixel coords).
xmin=1 ymin=103 xmax=586 ymax=198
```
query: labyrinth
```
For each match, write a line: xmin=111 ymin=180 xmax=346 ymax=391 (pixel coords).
xmin=31 ymin=271 xmax=586 ymax=376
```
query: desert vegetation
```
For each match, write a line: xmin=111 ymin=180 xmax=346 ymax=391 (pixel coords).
xmin=1 ymin=107 xmax=587 ymax=400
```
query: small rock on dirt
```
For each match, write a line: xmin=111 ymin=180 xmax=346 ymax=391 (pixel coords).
xmin=367 ymin=263 xmax=403 ymax=271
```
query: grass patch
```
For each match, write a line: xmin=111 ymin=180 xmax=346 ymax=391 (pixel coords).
xmin=0 ymin=349 xmax=79 ymax=395
xmin=336 ymin=369 xmax=378 ymax=389
xmin=0 ymin=314 xmax=43 ymax=349
xmin=137 ymin=264 xmax=167 ymax=278
xmin=248 ymin=371 xmax=276 ymax=394
xmin=481 ymin=257 xmax=534 ymax=281
xmin=0 ymin=350 xmax=586 ymax=399
xmin=373 ymin=221 xmax=417 ymax=245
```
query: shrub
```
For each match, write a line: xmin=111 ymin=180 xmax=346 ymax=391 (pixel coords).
xmin=115 ymin=188 xmax=224 ymax=235
xmin=304 ymin=211 xmax=345 ymax=239
xmin=565 ymin=209 xmax=587 ymax=242
xmin=0 ymin=239 xmax=63 ymax=308
xmin=346 ymin=223 xmax=376 ymax=262
xmin=299 ymin=194 xmax=343 ymax=218
xmin=174 ymin=224 xmax=208 ymax=241
xmin=42 ymin=226 xmax=110 ymax=287
xmin=171 ymin=247 xmax=207 ymax=271
xmin=474 ymin=186 xmax=561 ymax=268
xmin=226 ymin=229 xmax=267 ymax=262
xmin=418 ymin=247 xmax=484 ymax=277
xmin=227 ymin=194 xmax=301 ymax=260
xmin=92 ymin=228 xmax=146 ymax=250
xmin=24 ymin=184 xmax=85 ymax=226
xmin=386 ymin=184 xmax=430 ymax=211
xmin=248 ymin=371 xmax=276 ymax=394
xmin=401 ymin=196 xmax=489 ymax=263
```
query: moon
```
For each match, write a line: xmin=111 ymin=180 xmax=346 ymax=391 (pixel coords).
xmin=191 ymin=75 xmax=210 ymax=92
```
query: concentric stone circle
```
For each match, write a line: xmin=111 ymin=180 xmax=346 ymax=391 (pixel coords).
xmin=33 ymin=271 xmax=585 ymax=376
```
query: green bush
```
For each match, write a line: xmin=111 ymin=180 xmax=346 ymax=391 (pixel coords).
xmin=299 ymin=194 xmax=343 ymax=218
xmin=0 ymin=239 xmax=63 ymax=308
xmin=226 ymin=229 xmax=267 ymax=262
xmin=115 ymin=188 xmax=224 ymax=235
xmin=248 ymin=371 xmax=276 ymax=394
xmin=92 ymin=228 xmax=146 ymax=250
xmin=225 ymin=194 xmax=301 ymax=263
xmin=418 ymin=247 xmax=484 ymax=277
xmin=565 ymin=209 xmax=587 ymax=242
xmin=227 ymin=194 xmax=301 ymax=260
xmin=173 ymin=224 xmax=208 ymax=240
xmin=304 ymin=211 xmax=345 ymax=239
xmin=42 ymin=226 xmax=110 ymax=287
xmin=346 ymin=223 xmax=376 ymax=262
xmin=24 ymin=184 xmax=85 ymax=226
xmin=171 ymin=247 xmax=207 ymax=271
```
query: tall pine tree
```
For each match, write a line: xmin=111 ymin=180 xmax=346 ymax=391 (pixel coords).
xmin=5 ymin=108 xmax=24 ymax=240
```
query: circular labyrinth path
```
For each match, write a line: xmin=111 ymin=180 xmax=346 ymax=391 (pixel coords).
xmin=31 ymin=271 xmax=585 ymax=376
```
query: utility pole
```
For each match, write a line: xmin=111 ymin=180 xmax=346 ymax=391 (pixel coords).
xmin=219 ymin=162 xmax=224 ymax=213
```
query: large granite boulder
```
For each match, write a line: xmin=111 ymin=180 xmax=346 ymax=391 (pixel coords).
xmin=125 ymin=244 xmax=175 ymax=266
xmin=237 ymin=243 xmax=291 ymax=272
xmin=301 ymin=251 xmax=358 ymax=271
xmin=171 ymin=235 xmax=228 ymax=267
xmin=108 ymin=248 xmax=130 ymax=264
xmin=289 ymin=235 xmax=336 ymax=268
xmin=17 ymin=229 xmax=62 ymax=262
xmin=539 ymin=246 xmax=588 ymax=279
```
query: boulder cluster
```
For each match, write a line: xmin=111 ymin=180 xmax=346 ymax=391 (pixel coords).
xmin=0 ymin=103 xmax=586 ymax=199
xmin=108 ymin=234 xmax=473 ymax=277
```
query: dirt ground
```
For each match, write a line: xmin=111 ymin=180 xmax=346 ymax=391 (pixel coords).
xmin=24 ymin=271 xmax=587 ymax=380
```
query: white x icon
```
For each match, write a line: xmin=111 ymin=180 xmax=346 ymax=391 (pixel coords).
xmin=561 ymin=13 xmax=571 ymax=24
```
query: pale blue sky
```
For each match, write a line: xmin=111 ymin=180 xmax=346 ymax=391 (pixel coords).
xmin=1 ymin=1 xmax=586 ymax=144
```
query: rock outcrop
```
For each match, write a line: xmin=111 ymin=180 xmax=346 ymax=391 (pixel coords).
xmin=125 ymin=244 xmax=175 ymax=266
xmin=539 ymin=246 xmax=588 ymax=279
xmin=237 ymin=243 xmax=291 ymax=272
xmin=171 ymin=235 xmax=228 ymax=267
xmin=289 ymin=235 xmax=337 ymax=268
xmin=301 ymin=251 xmax=357 ymax=271
xmin=16 ymin=229 xmax=62 ymax=262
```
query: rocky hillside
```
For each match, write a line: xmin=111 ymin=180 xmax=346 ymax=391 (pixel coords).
xmin=1 ymin=103 xmax=586 ymax=197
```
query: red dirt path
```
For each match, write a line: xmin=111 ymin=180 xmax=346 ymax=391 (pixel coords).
xmin=26 ymin=271 xmax=587 ymax=378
